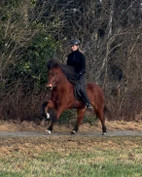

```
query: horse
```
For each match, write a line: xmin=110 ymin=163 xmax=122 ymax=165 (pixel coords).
xmin=43 ymin=60 xmax=107 ymax=135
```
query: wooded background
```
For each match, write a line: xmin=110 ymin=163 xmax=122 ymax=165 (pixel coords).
xmin=0 ymin=0 xmax=142 ymax=121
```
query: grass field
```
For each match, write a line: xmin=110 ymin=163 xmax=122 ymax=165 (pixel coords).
xmin=0 ymin=135 xmax=142 ymax=177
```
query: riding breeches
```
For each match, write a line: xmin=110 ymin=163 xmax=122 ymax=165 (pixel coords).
xmin=74 ymin=75 xmax=90 ymax=105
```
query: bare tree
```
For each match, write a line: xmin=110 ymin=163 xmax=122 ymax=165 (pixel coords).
xmin=0 ymin=0 xmax=142 ymax=121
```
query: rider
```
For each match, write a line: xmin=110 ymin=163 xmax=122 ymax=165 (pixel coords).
xmin=67 ymin=39 xmax=92 ymax=109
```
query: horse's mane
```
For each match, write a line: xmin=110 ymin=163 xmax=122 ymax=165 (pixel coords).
xmin=47 ymin=59 xmax=60 ymax=70
xmin=47 ymin=59 xmax=76 ymax=77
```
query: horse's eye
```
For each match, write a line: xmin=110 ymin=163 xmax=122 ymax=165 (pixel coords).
xmin=49 ymin=71 xmax=55 ymax=76
xmin=49 ymin=70 xmax=56 ymax=77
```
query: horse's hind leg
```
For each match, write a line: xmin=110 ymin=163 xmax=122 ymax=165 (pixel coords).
xmin=96 ymin=108 xmax=107 ymax=135
xmin=71 ymin=108 xmax=86 ymax=134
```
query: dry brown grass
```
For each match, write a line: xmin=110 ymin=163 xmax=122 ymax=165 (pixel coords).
xmin=0 ymin=135 xmax=141 ymax=158
xmin=0 ymin=120 xmax=142 ymax=132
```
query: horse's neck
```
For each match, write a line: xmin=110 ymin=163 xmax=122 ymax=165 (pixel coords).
xmin=58 ymin=78 xmax=72 ymax=87
xmin=58 ymin=71 xmax=70 ymax=84
xmin=57 ymin=74 xmax=73 ymax=90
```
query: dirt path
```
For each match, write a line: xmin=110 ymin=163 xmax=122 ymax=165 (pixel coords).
xmin=0 ymin=120 xmax=142 ymax=138
xmin=0 ymin=130 xmax=142 ymax=138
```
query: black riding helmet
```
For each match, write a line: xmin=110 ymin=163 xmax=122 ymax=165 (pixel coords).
xmin=70 ymin=39 xmax=80 ymax=46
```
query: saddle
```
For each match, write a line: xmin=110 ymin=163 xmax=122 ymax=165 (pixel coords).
xmin=61 ymin=64 xmax=85 ymax=101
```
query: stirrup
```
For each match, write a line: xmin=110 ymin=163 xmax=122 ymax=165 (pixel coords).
xmin=86 ymin=104 xmax=93 ymax=110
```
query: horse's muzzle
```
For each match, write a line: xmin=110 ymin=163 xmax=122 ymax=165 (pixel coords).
xmin=46 ymin=83 xmax=53 ymax=90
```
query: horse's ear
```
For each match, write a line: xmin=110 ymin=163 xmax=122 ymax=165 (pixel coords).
xmin=47 ymin=59 xmax=59 ymax=70
xmin=47 ymin=59 xmax=54 ymax=69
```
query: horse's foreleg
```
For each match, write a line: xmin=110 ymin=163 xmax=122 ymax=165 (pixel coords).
xmin=44 ymin=100 xmax=55 ymax=120
xmin=46 ymin=121 xmax=54 ymax=134
xmin=71 ymin=108 xmax=86 ymax=134
xmin=47 ymin=106 xmax=65 ymax=134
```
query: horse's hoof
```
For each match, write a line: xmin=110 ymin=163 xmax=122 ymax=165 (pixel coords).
xmin=71 ymin=130 xmax=77 ymax=134
xmin=102 ymin=132 xmax=107 ymax=135
xmin=46 ymin=129 xmax=52 ymax=135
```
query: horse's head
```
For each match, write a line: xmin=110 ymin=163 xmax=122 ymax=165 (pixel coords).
xmin=46 ymin=67 xmax=59 ymax=90
xmin=46 ymin=60 xmax=65 ymax=90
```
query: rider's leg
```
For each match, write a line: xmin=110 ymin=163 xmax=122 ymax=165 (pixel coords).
xmin=77 ymin=75 xmax=93 ymax=109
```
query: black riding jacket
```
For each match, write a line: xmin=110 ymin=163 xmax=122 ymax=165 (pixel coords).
xmin=67 ymin=50 xmax=86 ymax=79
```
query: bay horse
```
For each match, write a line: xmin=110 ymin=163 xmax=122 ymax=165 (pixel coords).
xmin=43 ymin=60 xmax=107 ymax=135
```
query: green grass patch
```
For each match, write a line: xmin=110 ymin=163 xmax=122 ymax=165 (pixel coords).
xmin=0 ymin=136 xmax=142 ymax=177
xmin=0 ymin=171 xmax=23 ymax=177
